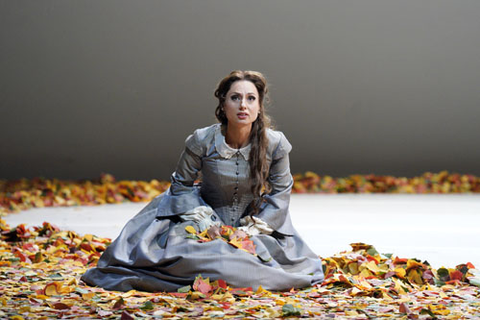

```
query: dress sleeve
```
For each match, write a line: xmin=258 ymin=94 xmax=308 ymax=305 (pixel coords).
xmin=155 ymin=130 xmax=208 ymax=218
xmin=256 ymin=132 xmax=295 ymax=236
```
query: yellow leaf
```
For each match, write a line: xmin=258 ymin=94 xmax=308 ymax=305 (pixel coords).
xmin=18 ymin=306 xmax=31 ymax=313
xmin=228 ymin=237 xmax=242 ymax=249
xmin=347 ymin=262 xmax=359 ymax=275
xmin=359 ymin=268 xmax=373 ymax=278
xmin=407 ymin=269 xmax=424 ymax=285
xmin=393 ymin=278 xmax=408 ymax=295
xmin=198 ymin=229 xmax=209 ymax=239
xmin=83 ymin=234 xmax=94 ymax=242
xmin=44 ymin=282 xmax=61 ymax=296
xmin=185 ymin=225 xmax=197 ymax=234
xmin=428 ymin=304 xmax=450 ymax=316
xmin=382 ymin=291 xmax=394 ymax=300
xmin=365 ymin=260 xmax=381 ymax=273
xmin=121 ymin=290 xmax=136 ymax=298
xmin=395 ymin=268 xmax=406 ymax=278
xmin=82 ymin=292 xmax=95 ymax=300
xmin=66 ymin=277 xmax=77 ymax=286
xmin=255 ymin=285 xmax=271 ymax=295
xmin=210 ymin=292 xmax=235 ymax=302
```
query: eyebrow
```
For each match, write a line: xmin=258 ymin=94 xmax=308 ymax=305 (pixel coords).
xmin=230 ymin=92 xmax=257 ymax=96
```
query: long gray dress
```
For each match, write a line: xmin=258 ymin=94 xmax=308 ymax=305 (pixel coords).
xmin=81 ymin=123 xmax=324 ymax=292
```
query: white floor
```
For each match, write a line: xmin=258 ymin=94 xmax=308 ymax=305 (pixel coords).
xmin=4 ymin=194 xmax=480 ymax=269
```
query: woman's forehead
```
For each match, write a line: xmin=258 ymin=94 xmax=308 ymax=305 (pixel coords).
xmin=228 ymin=80 xmax=258 ymax=95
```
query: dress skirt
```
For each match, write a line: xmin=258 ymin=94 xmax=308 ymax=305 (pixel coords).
xmin=81 ymin=194 xmax=325 ymax=292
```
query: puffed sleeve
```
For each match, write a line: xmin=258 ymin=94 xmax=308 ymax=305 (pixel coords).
xmin=256 ymin=132 xmax=295 ymax=236
xmin=155 ymin=130 xmax=208 ymax=218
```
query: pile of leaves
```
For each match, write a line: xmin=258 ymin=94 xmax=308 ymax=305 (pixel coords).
xmin=185 ymin=225 xmax=257 ymax=255
xmin=2 ymin=171 xmax=479 ymax=216
xmin=1 ymin=219 xmax=479 ymax=318
xmin=0 ymin=174 xmax=170 ymax=216
xmin=293 ymin=171 xmax=480 ymax=194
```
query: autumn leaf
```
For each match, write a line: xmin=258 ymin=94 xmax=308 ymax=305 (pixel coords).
xmin=185 ymin=225 xmax=197 ymax=234
xmin=193 ymin=275 xmax=212 ymax=295
xmin=177 ymin=285 xmax=191 ymax=293
xmin=282 ymin=303 xmax=302 ymax=316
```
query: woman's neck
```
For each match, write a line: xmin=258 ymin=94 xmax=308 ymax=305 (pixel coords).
xmin=225 ymin=124 xmax=251 ymax=149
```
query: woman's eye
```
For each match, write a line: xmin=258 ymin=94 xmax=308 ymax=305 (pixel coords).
xmin=231 ymin=96 xmax=240 ymax=101
xmin=248 ymin=96 xmax=256 ymax=101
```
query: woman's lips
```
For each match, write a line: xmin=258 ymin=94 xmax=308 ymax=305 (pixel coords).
xmin=237 ymin=113 xmax=248 ymax=119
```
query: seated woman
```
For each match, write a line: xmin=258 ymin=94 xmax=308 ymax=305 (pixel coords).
xmin=81 ymin=70 xmax=324 ymax=292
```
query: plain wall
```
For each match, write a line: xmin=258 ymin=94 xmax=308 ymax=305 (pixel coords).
xmin=1 ymin=0 xmax=480 ymax=180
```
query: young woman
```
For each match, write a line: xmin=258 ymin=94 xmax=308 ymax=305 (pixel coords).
xmin=81 ymin=70 xmax=324 ymax=292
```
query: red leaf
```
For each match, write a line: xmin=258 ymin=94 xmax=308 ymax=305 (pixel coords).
xmin=241 ymin=239 xmax=256 ymax=255
xmin=399 ymin=302 xmax=411 ymax=314
xmin=218 ymin=279 xmax=227 ymax=289
xmin=193 ymin=276 xmax=212 ymax=295
xmin=120 ymin=311 xmax=134 ymax=320
xmin=450 ymin=270 xmax=463 ymax=281
xmin=393 ymin=258 xmax=408 ymax=265
xmin=112 ymin=297 xmax=125 ymax=310
xmin=52 ymin=302 xmax=70 ymax=310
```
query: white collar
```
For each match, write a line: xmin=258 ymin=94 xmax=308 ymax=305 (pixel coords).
xmin=214 ymin=124 xmax=251 ymax=160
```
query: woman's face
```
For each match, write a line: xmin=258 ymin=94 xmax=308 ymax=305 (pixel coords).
xmin=223 ymin=80 xmax=260 ymax=128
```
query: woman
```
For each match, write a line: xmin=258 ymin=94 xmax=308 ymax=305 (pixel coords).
xmin=81 ymin=70 xmax=324 ymax=292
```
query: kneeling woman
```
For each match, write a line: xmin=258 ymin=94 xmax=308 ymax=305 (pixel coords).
xmin=81 ymin=70 xmax=324 ymax=292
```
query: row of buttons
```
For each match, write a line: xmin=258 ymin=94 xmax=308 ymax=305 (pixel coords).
xmin=231 ymin=150 xmax=241 ymax=223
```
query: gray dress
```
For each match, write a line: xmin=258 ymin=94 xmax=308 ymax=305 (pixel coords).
xmin=81 ymin=123 xmax=324 ymax=292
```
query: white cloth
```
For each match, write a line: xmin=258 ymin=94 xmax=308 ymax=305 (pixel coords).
xmin=181 ymin=205 xmax=219 ymax=232
xmin=238 ymin=216 xmax=274 ymax=236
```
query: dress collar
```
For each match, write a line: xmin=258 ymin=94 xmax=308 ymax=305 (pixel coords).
xmin=214 ymin=124 xmax=251 ymax=160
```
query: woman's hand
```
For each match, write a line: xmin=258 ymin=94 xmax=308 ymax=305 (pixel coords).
xmin=206 ymin=225 xmax=222 ymax=239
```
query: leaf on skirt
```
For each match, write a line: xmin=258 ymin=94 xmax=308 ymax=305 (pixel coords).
xmin=185 ymin=225 xmax=197 ymax=234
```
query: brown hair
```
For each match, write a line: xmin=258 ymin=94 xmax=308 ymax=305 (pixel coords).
xmin=214 ymin=70 xmax=272 ymax=215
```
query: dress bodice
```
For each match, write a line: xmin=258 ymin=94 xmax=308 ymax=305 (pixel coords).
xmin=199 ymin=128 xmax=254 ymax=226
xmin=156 ymin=123 xmax=296 ymax=235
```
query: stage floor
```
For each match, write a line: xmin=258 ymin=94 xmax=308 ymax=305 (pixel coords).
xmin=4 ymin=194 xmax=480 ymax=269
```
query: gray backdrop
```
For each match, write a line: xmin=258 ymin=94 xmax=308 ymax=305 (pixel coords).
xmin=1 ymin=0 xmax=479 ymax=180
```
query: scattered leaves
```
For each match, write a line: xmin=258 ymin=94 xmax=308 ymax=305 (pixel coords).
xmin=2 ymin=171 xmax=479 ymax=216
xmin=185 ymin=225 xmax=257 ymax=256
xmin=0 ymin=221 xmax=479 ymax=318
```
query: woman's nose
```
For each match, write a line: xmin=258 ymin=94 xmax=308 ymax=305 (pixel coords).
xmin=240 ymin=98 xmax=247 ymax=108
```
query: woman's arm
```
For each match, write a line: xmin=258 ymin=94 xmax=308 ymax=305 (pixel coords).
xmin=256 ymin=147 xmax=295 ymax=236
xmin=155 ymin=130 xmax=209 ymax=218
